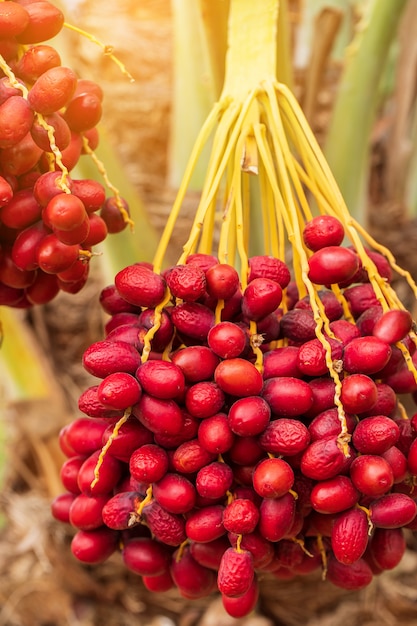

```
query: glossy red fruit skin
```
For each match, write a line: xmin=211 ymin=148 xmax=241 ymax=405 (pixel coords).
xmin=142 ymin=571 xmax=174 ymax=592
xmin=207 ymin=321 xmax=247 ymax=359
xmin=190 ymin=536 xmax=230 ymax=570
xmin=308 ymin=246 xmax=359 ymax=285
xmin=64 ymin=417 xmax=109 ymax=457
xmin=258 ymin=493 xmax=296 ymax=542
xmin=172 ymin=438 xmax=216 ymax=473
xmin=372 ymin=309 xmax=413 ymax=344
xmin=77 ymin=449 xmax=123 ymax=496
xmin=83 ymin=340 xmax=141 ymax=378
xmin=205 ymin=263 xmax=240 ymax=300
xmin=115 ymin=264 xmax=166 ymax=308
xmin=369 ymin=527 xmax=406 ymax=570
xmin=311 ymin=475 xmax=359 ymax=514
xmin=349 ymin=454 xmax=394 ymax=497
xmin=122 ymin=536 xmax=171 ymax=576
xmin=331 ymin=507 xmax=369 ymax=564
xmin=263 ymin=346 xmax=301 ymax=379
xmin=222 ymin=578 xmax=259 ymax=618
xmin=228 ymin=396 xmax=271 ymax=436
xmin=381 ymin=446 xmax=408 ymax=483
xmin=369 ymin=493 xmax=417 ymax=528
xmin=340 ymin=374 xmax=378 ymax=414
xmin=326 ymin=555 xmax=373 ymax=590
xmin=252 ymin=457 xmax=294 ymax=498
xmin=302 ymin=215 xmax=345 ymax=251
xmin=170 ymin=546 xmax=216 ymax=599
xmin=343 ymin=336 xmax=392 ymax=375
xmin=217 ymin=547 xmax=254 ymax=597
xmin=153 ymin=472 xmax=196 ymax=514
xmin=171 ymin=345 xmax=220 ymax=382
xmin=262 ymin=377 xmax=314 ymax=417
xmin=71 ymin=527 xmax=118 ymax=564
xmin=185 ymin=505 xmax=225 ymax=542
xmin=259 ymin=418 xmax=310 ymax=456
xmin=50 ymin=492 xmax=76 ymax=523
xmin=214 ymin=358 xmax=263 ymax=397
xmin=132 ymin=394 xmax=183 ymax=436
xmin=198 ymin=413 xmax=235 ymax=454
xmin=297 ymin=337 xmax=343 ymax=377
xmin=242 ymin=277 xmax=282 ymax=321
xmin=68 ymin=493 xmax=109 ymax=530
xmin=352 ymin=416 xmax=400 ymax=455
xmin=97 ymin=372 xmax=142 ymax=409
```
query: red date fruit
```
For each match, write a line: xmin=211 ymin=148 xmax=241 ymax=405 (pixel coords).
xmin=165 ymin=263 xmax=206 ymax=301
xmin=83 ymin=340 xmax=141 ymax=378
xmin=331 ymin=507 xmax=369 ymax=564
xmin=141 ymin=501 xmax=186 ymax=546
xmin=115 ymin=264 xmax=166 ymax=308
xmin=222 ymin=578 xmax=259 ymax=619
xmin=195 ymin=461 xmax=234 ymax=499
xmin=308 ymin=246 xmax=359 ymax=285
xmin=311 ymin=475 xmax=359 ymax=514
xmin=142 ymin=571 xmax=174 ymax=593
xmin=326 ymin=554 xmax=373 ymax=590
xmin=215 ymin=358 xmax=263 ymax=397
xmin=368 ymin=527 xmax=406 ymax=570
xmin=71 ymin=527 xmax=118 ymax=564
xmin=152 ymin=473 xmax=196 ymax=514
xmin=217 ymin=547 xmax=254 ymax=597
xmin=122 ymin=537 xmax=171 ymax=576
xmin=197 ymin=413 xmax=235 ymax=454
xmin=171 ymin=301 xmax=215 ymax=340
xmin=185 ymin=381 xmax=225 ymax=418
xmin=262 ymin=377 xmax=314 ymax=416
xmin=28 ymin=66 xmax=77 ymax=115
xmin=0 ymin=96 xmax=34 ymax=149
xmin=51 ymin=492 xmax=76 ymax=523
xmin=259 ymin=418 xmax=310 ymax=456
xmin=133 ymin=394 xmax=183 ymax=436
xmin=349 ymin=454 xmax=394 ymax=497
xmin=16 ymin=1 xmax=65 ymax=44
xmin=102 ymin=491 xmax=142 ymax=530
xmin=343 ymin=336 xmax=392 ymax=375
xmin=185 ymin=505 xmax=225 ymax=542
xmin=369 ymin=493 xmax=417 ymax=528
xmin=303 ymin=215 xmax=345 ymax=251
xmin=205 ymin=263 xmax=240 ymax=300
xmin=190 ymin=536 xmax=230 ymax=570
xmin=252 ymin=457 xmax=294 ymax=498
xmin=308 ymin=408 xmax=356 ymax=442
xmin=172 ymin=439 xmax=216 ymax=473
xmin=263 ymin=346 xmax=301 ymax=379
xmin=242 ymin=277 xmax=282 ymax=321
xmin=69 ymin=493 xmax=109 ymax=530
xmin=207 ymin=321 xmax=247 ymax=359
xmin=171 ymin=546 xmax=216 ymax=599
xmin=129 ymin=444 xmax=169 ymax=484
xmin=102 ymin=419 xmax=153 ymax=462
xmin=352 ymin=415 xmax=400 ymax=455
xmin=97 ymin=372 xmax=142 ymax=409
xmin=372 ymin=309 xmax=413 ymax=344
xmin=301 ymin=436 xmax=348 ymax=481
xmin=228 ymin=396 xmax=271 ymax=436
xmin=248 ymin=255 xmax=291 ymax=288
xmin=258 ymin=493 xmax=296 ymax=542
xmin=77 ymin=449 xmax=123 ymax=496
xmin=136 ymin=360 xmax=185 ymax=401
xmin=223 ymin=498 xmax=259 ymax=535
xmin=171 ymin=345 xmax=219 ymax=382
xmin=340 ymin=374 xmax=378 ymax=414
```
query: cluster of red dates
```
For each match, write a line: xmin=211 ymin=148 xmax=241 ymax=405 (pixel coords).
xmin=52 ymin=213 xmax=417 ymax=618
xmin=0 ymin=0 xmax=129 ymax=307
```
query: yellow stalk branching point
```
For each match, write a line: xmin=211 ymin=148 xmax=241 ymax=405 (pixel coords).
xmin=147 ymin=0 xmax=417 ymax=434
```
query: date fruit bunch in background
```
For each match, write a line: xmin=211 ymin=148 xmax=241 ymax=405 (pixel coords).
xmin=52 ymin=0 xmax=417 ymax=620
xmin=0 ymin=0 xmax=131 ymax=308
